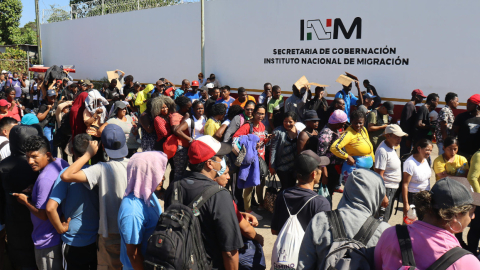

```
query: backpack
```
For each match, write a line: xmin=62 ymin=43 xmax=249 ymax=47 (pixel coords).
xmin=143 ymin=181 xmax=227 ymax=270
xmin=271 ymin=192 xmax=318 ymax=269
xmin=395 ymin=225 xmax=471 ymax=270
xmin=322 ymin=210 xmax=381 ymax=270
xmin=53 ymin=112 xmax=72 ymax=147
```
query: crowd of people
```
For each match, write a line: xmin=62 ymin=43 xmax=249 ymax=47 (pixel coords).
xmin=0 ymin=68 xmax=479 ymax=270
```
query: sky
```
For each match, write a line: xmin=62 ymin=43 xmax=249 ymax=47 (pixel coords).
xmin=20 ymin=0 xmax=70 ymax=26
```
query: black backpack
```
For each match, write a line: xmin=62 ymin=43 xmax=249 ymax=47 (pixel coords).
xmin=144 ymin=182 xmax=227 ymax=270
xmin=396 ymin=225 xmax=472 ymax=270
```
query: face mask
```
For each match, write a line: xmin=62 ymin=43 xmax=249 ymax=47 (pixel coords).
xmin=212 ymin=157 xmax=227 ymax=177
xmin=12 ymin=78 xmax=18 ymax=81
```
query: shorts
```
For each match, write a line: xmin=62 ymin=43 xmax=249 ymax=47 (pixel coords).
xmin=34 ymin=244 xmax=63 ymax=270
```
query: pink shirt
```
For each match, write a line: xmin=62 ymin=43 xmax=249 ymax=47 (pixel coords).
xmin=375 ymin=221 xmax=480 ymax=270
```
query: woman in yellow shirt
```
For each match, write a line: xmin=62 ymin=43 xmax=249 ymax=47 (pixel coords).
xmin=433 ymin=137 xmax=469 ymax=180
xmin=204 ymin=103 xmax=227 ymax=140
xmin=331 ymin=110 xmax=374 ymax=184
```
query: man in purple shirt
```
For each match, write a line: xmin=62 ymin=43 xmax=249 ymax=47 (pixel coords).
xmin=5 ymin=72 xmax=26 ymax=98
xmin=13 ymin=135 xmax=68 ymax=270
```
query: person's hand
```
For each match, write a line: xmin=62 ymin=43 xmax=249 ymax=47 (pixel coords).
xmin=438 ymin=171 xmax=448 ymax=179
xmin=67 ymin=101 xmax=73 ymax=106
xmin=22 ymin=184 xmax=34 ymax=193
xmin=243 ymin=212 xmax=259 ymax=227
xmin=256 ymin=142 xmax=262 ymax=149
xmin=12 ymin=193 xmax=29 ymax=205
xmin=64 ymin=70 xmax=69 ymax=74
xmin=254 ymin=233 xmax=264 ymax=247
xmin=355 ymin=80 xmax=360 ymax=88
xmin=403 ymin=204 xmax=410 ymax=217
xmin=347 ymin=156 xmax=356 ymax=166
xmin=61 ymin=218 xmax=71 ymax=234
xmin=381 ymin=195 xmax=389 ymax=208
xmin=86 ymin=141 xmax=99 ymax=157
xmin=322 ymin=176 xmax=328 ymax=185
xmin=95 ymin=108 xmax=103 ymax=114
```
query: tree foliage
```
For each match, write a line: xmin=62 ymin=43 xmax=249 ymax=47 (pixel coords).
xmin=47 ymin=4 xmax=70 ymax=23
xmin=0 ymin=47 xmax=29 ymax=75
xmin=0 ymin=0 xmax=23 ymax=45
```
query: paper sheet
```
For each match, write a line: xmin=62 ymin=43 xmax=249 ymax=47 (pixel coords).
xmin=107 ymin=71 xmax=123 ymax=89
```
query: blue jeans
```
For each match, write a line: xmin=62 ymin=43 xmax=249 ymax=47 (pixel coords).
xmin=437 ymin=142 xmax=444 ymax=155
xmin=43 ymin=125 xmax=57 ymax=157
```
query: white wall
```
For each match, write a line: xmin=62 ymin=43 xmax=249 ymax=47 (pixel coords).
xmin=42 ymin=0 xmax=480 ymax=103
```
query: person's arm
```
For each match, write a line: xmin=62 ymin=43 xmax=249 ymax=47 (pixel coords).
xmin=46 ymin=199 xmax=71 ymax=234
xmin=173 ymin=120 xmax=193 ymax=143
xmin=232 ymin=123 xmax=249 ymax=138
xmin=296 ymin=131 xmax=309 ymax=155
xmin=19 ymin=77 xmax=26 ymax=88
xmin=433 ymin=157 xmax=448 ymax=180
xmin=329 ymin=131 xmax=355 ymax=165
xmin=268 ymin=112 xmax=275 ymax=131
xmin=355 ymin=81 xmax=363 ymax=106
xmin=61 ymin=141 xmax=98 ymax=183
xmin=374 ymin=168 xmax=389 ymax=207
xmin=12 ymin=193 xmax=48 ymax=220
xmin=238 ymin=218 xmax=264 ymax=246
xmin=37 ymin=105 xmax=52 ymax=121
xmin=240 ymin=212 xmax=258 ymax=227
xmin=368 ymin=123 xmax=387 ymax=131
xmin=440 ymin=120 xmax=448 ymax=141
xmin=126 ymin=244 xmax=144 ymax=270
xmin=222 ymin=250 xmax=239 ymax=270
xmin=468 ymin=153 xmax=480 ymax=193
xmin=215 ymin=124 xmax=228 ymax=140
xmin=402 ymin=171 xmax=412 ymax=216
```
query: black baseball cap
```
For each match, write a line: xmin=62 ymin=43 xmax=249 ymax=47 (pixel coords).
xmin=431 ymin=177 xmax=480 ymax=209
xmin=295 ymin=150 xmax=330 ymax=177
xmin=382 ymin=101 xmax=394 ymax=114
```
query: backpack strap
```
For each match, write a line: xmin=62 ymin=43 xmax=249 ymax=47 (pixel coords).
xmin=0 ymin=141 xmax=9 ymax=152
xmin=326 ymin=210 xmax=347 ymax=241
xmin=188 ymin=185 xmax=226 ymax=212
xmin=283 ymin=191 xmax=318 ymax=216
xmin=425 ymin=247 xmax=471 ymax=270
xmin=396 ymin=225 xmax=416 ymax=267
xmin=171 ymin=181 xmax=182 ymax=205
xmin=249 ymin=122 xmax=253 ymax=134
xmin=353 ymin=216 xmax=382 ymax=245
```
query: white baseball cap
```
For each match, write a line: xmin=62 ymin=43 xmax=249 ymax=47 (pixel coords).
xmin=1 ymin=70 xmax=7 ymax=73
xmin=385 ymin=124 xmax=408 ymax=137
xmin=205 ymin=83 xmax=214 ymax=89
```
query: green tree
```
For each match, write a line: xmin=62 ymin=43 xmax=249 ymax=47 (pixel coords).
xmin=0 ymin=0 xmax=23 ymax=45
xmin=47 ymin=4 xmax=70 ymax=23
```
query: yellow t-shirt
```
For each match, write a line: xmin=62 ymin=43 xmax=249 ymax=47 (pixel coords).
xmin=433 ymin=154 xmax=469 ymax=180
xmin=468 ymin=151 xmax=480 ymax=192
xmin=330 ymin=126 xmax=375 ymax=160
xmin=204 ymin=118 xmax=221 ymax=136
xmin=231 ymin=95 xmax=256 ymax=108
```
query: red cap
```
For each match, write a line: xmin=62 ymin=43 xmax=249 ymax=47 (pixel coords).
xmin=468 ymin=94 xmax=480 ymax=105
xmin=412 ymin=89 xmax=426 ymax=98
xmin=0 ymin=99 xmax=9 ymax=107
xmin=188 ymin=136 xmax=232 ymax=164
xmin=191 ymin=80 xmax=199 ymax=87
xmin=164 ymin=87 xmax=174 ymax=97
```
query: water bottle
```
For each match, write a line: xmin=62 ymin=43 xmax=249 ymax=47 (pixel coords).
xmin=403 ymin=205 xmax=417 ymax=225
xmin=456 ymin=163 xmax=468 ymax=176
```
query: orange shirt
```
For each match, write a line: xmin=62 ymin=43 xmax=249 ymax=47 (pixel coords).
xmin=231 ymin=95 xmax=256 ymax=108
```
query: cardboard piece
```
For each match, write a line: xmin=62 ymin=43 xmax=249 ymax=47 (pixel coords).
xmin=107 ymin=71 xmax=123 ymax=89
xmin=294 ymin=76 xmax=329 ymax=90
xmin=345 ymin=72 xmax=358 ymax=81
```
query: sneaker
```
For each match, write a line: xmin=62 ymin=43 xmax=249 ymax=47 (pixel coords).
xmin=334 ymin=188 xmax=344 ymax=193
xmin=248 ymin=210 xmax=264 ymax=221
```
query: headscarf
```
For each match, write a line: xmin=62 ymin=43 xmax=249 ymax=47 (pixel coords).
xmin=70 ymin=92 xmax=88 ymax=138
xmin=108 ymin=101 xmax=128 ymax=119
xmin=124 ymin=151 xmax=168 ymax=206
xmin=85 ymin=90 xmax=109 ymax=124
xmin=328 ymin=109 xmax=348 ymax=124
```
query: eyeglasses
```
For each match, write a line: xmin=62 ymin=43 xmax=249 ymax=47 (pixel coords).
xmin=245 ymin=108 xmax=254 ymax=112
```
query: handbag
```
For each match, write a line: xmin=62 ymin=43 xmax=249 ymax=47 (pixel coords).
xmin=258 ymin=156 xmax=269 ymax=180
xmin=262 ymin=174 xmax=279 ymax=213
xmin=317 ymin=183 xmax=332 ymax=207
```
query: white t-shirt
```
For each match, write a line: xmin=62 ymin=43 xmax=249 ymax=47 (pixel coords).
xmin=375 ymin=141 xmax=401 ymax=189
xmin=221 ymin=119 xmax=231 ymax=126
xmin=295 ymin=122 xmax=306 ymax=136
xmin=0 ymin=136 xmax=10 ymax=160
xmin=82 ymin=158 xmax=129 ymax=237
xmin=403 ymin=155 xmax=432 ymax=193
xmin=185 ymin=115 xmax=206 ymax=140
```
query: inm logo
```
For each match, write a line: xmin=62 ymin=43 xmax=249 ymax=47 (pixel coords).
xmin=300 ymin=17 xmax=362 ymax=40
